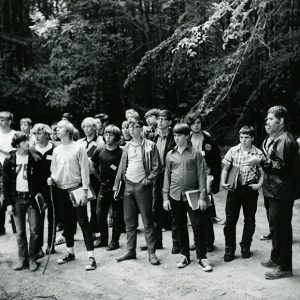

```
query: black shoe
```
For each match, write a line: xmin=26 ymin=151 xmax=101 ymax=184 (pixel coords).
xmin=37 ymin=248 xmax=45 ymax=260
xmin=190 ymin=244 xmax=196 ymax=251
xmin=13 ymin=262 xmax=29 ymax=271
xmin=116 ymin=252 xmax=136 ymax=263
xmin=29 ymin=261 xmax=40 ymax=272
xmin=241 ymin=245 xmax=252 ymax=259
xmin=85 ymin=257 xmax=97 ymax=271
xmin=171 ymin=247 xmax=180 ymax=255
xmin=45 ymin=246 xmax=56 ymax=255
xmin=140 ymin=245 xmax=148 ymax=251
xmin=94 ymin=237 xmax=108 ymax=248
xmin=155 ymin=241 xmax=163 ymax=250
xmin=106 ymin=241 xmax=120 ymax=251
xmin=261 ymin=259 xmax=278 ymax=268
xmin=224 ymin=248 xmax=235 ymax=262
xmin=149 ymin=253 xmax=160 ymax=265
xmin=206 ymin=245 xmax=216 ymax=252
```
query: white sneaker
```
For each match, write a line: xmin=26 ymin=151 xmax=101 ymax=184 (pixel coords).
xmin=55 ymin=234 xmax=66 ymax=246
xmin=199 ymin=258 xmax=213 ymax=272
xmin=176 ymin=255 xmax=189 ymax=268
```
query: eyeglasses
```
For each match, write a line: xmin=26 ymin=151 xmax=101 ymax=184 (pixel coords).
xmin=129 ymin=125 xmax=142 ymax=129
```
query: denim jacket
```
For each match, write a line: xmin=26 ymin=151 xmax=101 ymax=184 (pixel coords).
xmin=113 ymin=138 xmax=161 ymax=190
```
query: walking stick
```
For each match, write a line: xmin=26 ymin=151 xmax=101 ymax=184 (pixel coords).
xmin=43 ymin=184 xmax=56 ymax=275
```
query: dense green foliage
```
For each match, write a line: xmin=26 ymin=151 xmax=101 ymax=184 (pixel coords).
xmin=1 ymin=0 xmax=299 ymax=142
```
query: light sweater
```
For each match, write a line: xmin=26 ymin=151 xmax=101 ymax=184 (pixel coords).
xmin=50 ymin=141 xmax=90 ymax=190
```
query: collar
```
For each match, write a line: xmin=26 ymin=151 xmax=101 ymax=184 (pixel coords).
xmin=172 ymin=143 xmax=193 ymax=153
xmin=238 ymin=144 xmax=254 ymax=153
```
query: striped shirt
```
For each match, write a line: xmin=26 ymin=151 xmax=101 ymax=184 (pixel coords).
xmin=223 ymin=144 xmax=263 ymax=185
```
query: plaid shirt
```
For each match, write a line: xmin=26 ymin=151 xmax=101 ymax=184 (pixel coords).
xmin=223 ymin=144 xmax=263 ymax=185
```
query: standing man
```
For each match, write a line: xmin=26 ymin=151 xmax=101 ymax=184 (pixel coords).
xmin=20 ymin=118 xmax=35 ymax=146
xmin=3 ymin=132 xmax=42 ymax=271
xmin=91 ymin=125 xmax=123 ymax=250
xmin=47 ymin=120 xmax=97 ymax=271
xmin=113 ymin=119 xmax=161 ymax=265
xmin=0 ymin=111 xmax=16 ymax=235
xmin=94 ymin=113 xmax=109 ymax=146
xmin=245 ymin=106 xmax=298 ymax=279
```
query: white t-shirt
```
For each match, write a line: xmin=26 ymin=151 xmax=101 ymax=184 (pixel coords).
xmin=0 ymin=130 xmax=16 ymax=166
xmin=16 ymin=153 xmax=29 ymax=192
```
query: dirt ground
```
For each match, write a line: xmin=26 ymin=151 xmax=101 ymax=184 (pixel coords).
xmin=1 ymin=189 xmax=300 ymax=300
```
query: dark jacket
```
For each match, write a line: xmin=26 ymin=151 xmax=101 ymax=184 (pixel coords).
xmin=261 ymin=130 xmax=298 ymax=200
xmin=152 ymin=129 xmax=176 ymax=167
xmin=3 ymin=150 xmax=43 ymax=208
xmin=190 ymin=131 xmax=222 ymax=194
xmin=113 ymin=138 xmax=161 ymax=190
xmin=30 ymin=143 xmax=55 ymax=200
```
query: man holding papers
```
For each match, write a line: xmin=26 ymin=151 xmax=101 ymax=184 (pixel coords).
xmin=163 ymin=123 xmax=212 ymax=271
xmin=47 ymin=120 xmax=96 ymax=271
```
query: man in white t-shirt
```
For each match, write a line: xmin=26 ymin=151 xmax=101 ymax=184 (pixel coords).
xmin=0 ymin=111 xmax=16 ymax=235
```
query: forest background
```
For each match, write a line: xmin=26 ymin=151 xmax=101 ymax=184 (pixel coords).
xmin=1 ymin=0 xmax=300 ymax=145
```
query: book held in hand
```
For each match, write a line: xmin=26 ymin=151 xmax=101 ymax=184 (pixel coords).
xmin=226 ymin=165 xmax=239 ymax=190
xmin=185 ymin=190 xmax=201 ymax=210
xmin=69 ymin=185 xmax=96 ymax=207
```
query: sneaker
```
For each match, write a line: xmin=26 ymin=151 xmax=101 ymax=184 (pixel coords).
xmin=261 ymin=259 xmax=278 ymax=268
xmin=199 ymin=258 xmax=213 ymax=272
xmin=94 ymin=237 xmax=107 ymax=248
xmin=13 ymin=262 xmax=29 ymax=271
xmin=224 ymin=248 xmax=235 ymax=262
xmin=212 ymin=217 xmax=225 ymax=225
xmin=57 ymin=253 xmax=75 ymax=264
xmin=260 ymin=233 xmax=272 ymax=241
xmin=85 ymin=257 xmax=97 ymax=271
xmin=265 ymin=267 xmax=293 ymax=280
xmin=149 ymin=253 xmax=160 ymax=265
xmin=55 ymin=234 xmax=66 ymax=246
xmin=177 ymin=255 xmax=190 ymax=268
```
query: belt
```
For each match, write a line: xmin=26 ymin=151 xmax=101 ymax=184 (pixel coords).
xmin=15 ymin=191 xmax=30 ymax=198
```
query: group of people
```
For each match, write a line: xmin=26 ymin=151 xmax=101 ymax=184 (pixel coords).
xmin=0 ymin=105 xmax=298 ymax=280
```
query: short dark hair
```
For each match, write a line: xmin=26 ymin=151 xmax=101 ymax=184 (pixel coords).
xmin=128 ymin=119 xmax=144 ymax=128
xmin=239 ymin=126 xmax=255 ymax=137
xmin=11 ymin=131 xmax=28 ymax=148
xmin=158 ymin=110 xmax=172 ymax=121
xmin=0 ymin=111 xmax=13 ymax=121
xmin=268 ymin=106 xmax=289 ymax=125
xmin=186 ymin=112 xmax=205 ymax=129
xmin=104 ymin=125 xmax=121 ymax=141
xmin=94 ymin=113 xmax=109 ymax=124
xmin=144 ymin=109 xmax=160 ymax=119
xmin=173 ymin=123 xmax=190 ymax=136
xmin=62 ymin=112 xmax=73 ymax=121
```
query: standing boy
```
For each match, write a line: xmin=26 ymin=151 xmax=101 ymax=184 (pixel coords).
xmin=221 ymin=126 xmax=263 ymax=262
xmin=163 ymin=123 xmax=212 ymax=271
xmin=113 ymin=119 xmax=161 ymax=265
xmin=91 ymin=125 xmax=123 ymax=250
xmin=47 ymin=120 xmax=96 ymax=271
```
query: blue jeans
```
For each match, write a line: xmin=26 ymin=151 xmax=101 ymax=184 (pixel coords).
xmin=123 ymin=179 xmax=156 ymax=254
xmin=14 ymin=195 xmax=40 ymax=265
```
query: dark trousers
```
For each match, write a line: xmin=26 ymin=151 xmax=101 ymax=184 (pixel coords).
xmin=263 ymin=196 xmax=272 ymax=236
xmin=153 ymin=173 xmax=172 ymax=244
xmin=56 ymin=188 xmax=94 ymax=251
xmin=0 ymin=205 xmax=6 ymax=233
xmin=269 ymin=197 xmax=294 ymax=271
xmin=224 ymin=185 xmax=258 ymax=250
xmin=97 ymin=186 xmax=124 ymax=244
xmin=170 ymin=197 xmax=207 ymax=260
xmin=123 ymin=179 xmax=156 ymax=254
xmin=90 ymin=175 xmax=100 ymax=234
xmin=14 ymin=195 xmax=40 ymax=264
xmin=207 ymin=195 xmax=217 ymax=218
